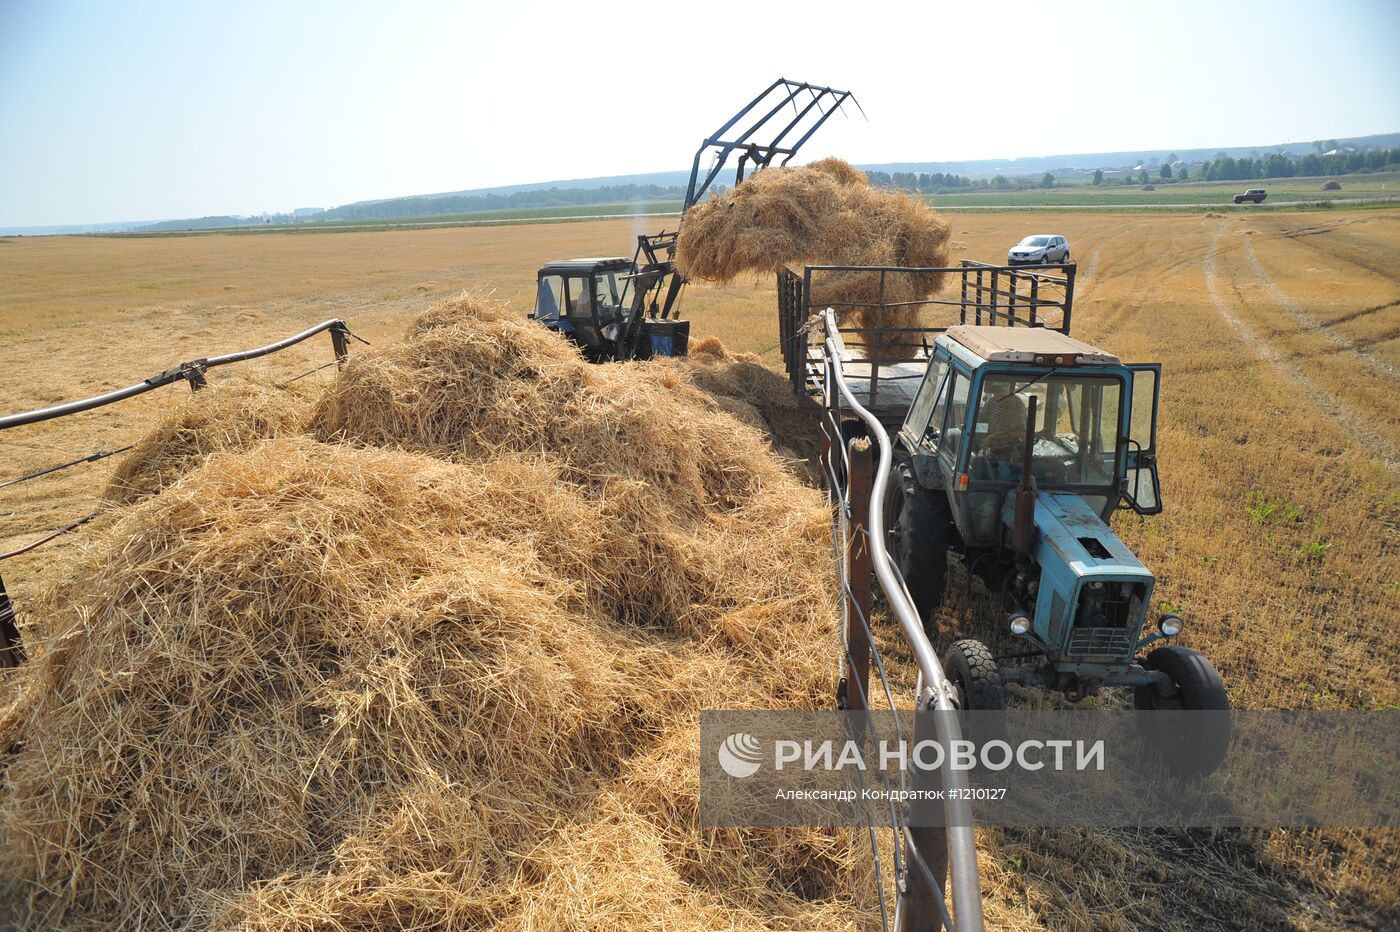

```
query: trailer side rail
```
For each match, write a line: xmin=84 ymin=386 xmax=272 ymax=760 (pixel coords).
xmin=818 ymin=309 xmax=985 ymax=932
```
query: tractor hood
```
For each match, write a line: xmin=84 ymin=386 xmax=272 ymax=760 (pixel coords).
xmin=1003 ymin=492 xmax=1153 ymax=582
xmin=1004 ymin=492 xmax=1155 ymax=662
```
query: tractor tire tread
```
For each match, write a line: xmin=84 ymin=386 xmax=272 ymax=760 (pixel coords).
xmin=1136 ymin=645 xmax=1229 ymax=710
xmin=946 ymin=638 xmax=1005 ymax=712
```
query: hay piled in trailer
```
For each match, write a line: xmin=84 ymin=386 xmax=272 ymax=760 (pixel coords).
xmin=675 ymin=157 xmax=952 ymax=350
xmin=104 ymin=379 xmax=311 ymax=504
xmin=0 ymin=298 xmax=864 ymax=929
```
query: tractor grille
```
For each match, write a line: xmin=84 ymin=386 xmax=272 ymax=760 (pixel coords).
xmin=1066 ymin=627 xmax=1134 ymax=658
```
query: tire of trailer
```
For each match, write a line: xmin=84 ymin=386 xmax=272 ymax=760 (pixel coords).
xmin=886 ymin=462 xmax=958 ymax=636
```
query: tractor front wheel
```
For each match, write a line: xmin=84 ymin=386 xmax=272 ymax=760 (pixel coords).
xmin=944 ymin=639 xmax=1005 ymax=712
xmin=1134 ymin=646 xmax=1231 ymax=777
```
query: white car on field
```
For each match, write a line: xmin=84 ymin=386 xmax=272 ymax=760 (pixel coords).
xmin=1007 ymin=234 xmax=1071 ymax=266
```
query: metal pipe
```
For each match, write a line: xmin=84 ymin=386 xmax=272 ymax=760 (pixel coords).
xmin=0 ymin=319 xmax=348 ymax=431
xmin=820 ymin=310 xmax=985 ymax=931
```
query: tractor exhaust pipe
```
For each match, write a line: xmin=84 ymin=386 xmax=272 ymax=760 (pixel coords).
xmin=1012 ymin=396 xmax=1038 ymax=555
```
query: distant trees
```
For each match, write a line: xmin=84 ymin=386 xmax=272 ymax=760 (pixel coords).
xmin=1160 ymin=163 xmax=1172 ymax=179
xmin=1092 ymin=169 xmax=1104 ymax=185
xmin=1139 ymin=168 xmax=1149 ymax=184
xmin=1041 ymin=172 xmax=1055 ymax=188
xmin=863 ymin=170 xmax=972 ymax=191
xmin=1200 ymin=146 xmax=1400 ymax=182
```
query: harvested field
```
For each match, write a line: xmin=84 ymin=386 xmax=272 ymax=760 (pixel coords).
xmin=1 ymin=208 xmax=1398 ymax=928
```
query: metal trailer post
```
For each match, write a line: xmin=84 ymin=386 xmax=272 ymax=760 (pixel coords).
xmin=823 ymin=313 xmax=985 ymax=932
xmin=845 ymin=437 xmax=874 ymax=715
xmin=331 ymin=323 xmax=350 ymax=365
xmin=899 ymin=688 xmax=952 ymax=932
xmin=1063 ymin=263 xmax=1077 ymax=332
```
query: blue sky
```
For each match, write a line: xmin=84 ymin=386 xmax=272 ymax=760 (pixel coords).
xmin=1 ymin=0 xmax=1397 ymax=227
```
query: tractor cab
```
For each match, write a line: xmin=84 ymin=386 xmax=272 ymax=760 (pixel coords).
xmin=899 ymin=325 xmax=1162 ymax=549
xmin=530 ymin=255 xmax=691 ymax=362
xmin=531 ymin=258 xmax=635 ymax=361
xmin=893 ymin=325 xmax=1178 ymax=683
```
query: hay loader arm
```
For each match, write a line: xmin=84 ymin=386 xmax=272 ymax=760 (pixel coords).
xmin=611 ymin=80 xmax=861 ymax=359
xmin=682 ymin=78 xmax=862 ymax=213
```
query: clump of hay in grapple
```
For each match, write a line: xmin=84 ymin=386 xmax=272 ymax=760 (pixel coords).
xmin=0 ymin=300 xmax=858 ymax=928
xmin=1321 ymin=180 xmax=1342 ymax=191
xmin=104 ymin=378 xmax=309 ymax=504
xmin=676 ymin=158 xmax=951 ymax=351
xmin=805 ymin=156 xmax=871 ymax=188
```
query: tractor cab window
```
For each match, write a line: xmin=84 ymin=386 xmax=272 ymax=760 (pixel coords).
xmin=536 ymin=275 xmax=564 ymax=321
xmin=936 ymin=370 xmax=969 ymax=470
xmin=969 ymin=372 xmax=1122 ymax=489
xmin=565 ymin=277 xmax=594 ymax=318
xmin=594 ymin=270 xmax=624 ymax=310
xmin=906 ymin=357 xmax=948 ymax=443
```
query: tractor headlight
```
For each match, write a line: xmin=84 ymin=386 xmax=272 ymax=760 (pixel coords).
xmin=1009 ymin=611 xmax=1031 ymax=636
xmin=1157 ymin=614 xmax=1183 ymax=638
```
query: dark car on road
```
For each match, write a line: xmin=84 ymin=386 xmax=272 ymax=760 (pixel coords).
xmin=1233 ymin=188 xmax=1267 ymax=204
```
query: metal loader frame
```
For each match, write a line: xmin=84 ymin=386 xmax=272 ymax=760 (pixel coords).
xmin=780 ymin=261 xmax=1076 ymax=428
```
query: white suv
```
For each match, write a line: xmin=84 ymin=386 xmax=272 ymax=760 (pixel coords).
xmin=1008 ymin=234 xmax=1070 ymax=266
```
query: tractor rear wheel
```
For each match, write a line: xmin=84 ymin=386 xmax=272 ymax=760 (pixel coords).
xmin=885 ymin=462 xmax=958 ymax=635
xmin=1134 ymin=646 xmax=1231 ymax=777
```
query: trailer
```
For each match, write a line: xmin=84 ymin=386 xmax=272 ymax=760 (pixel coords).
xmin=778 ymin=261 xmax=1076 ymax=431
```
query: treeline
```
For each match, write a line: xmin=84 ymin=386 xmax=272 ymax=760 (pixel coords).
xmin=864 ymin=170 xmax=973 ymax=191
xmin=319 ymin=183 xmax=688 ymax=221
xmin=1202 ymin=147 xmax=1400 ymax=181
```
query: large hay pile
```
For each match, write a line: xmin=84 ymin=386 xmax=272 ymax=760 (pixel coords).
xmin=0 ymin=298 xmax=865 ymax=928
xmin=675 ymin=158 xmax=952 ymax=349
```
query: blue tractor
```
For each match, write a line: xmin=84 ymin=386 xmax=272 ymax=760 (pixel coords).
xmin=885 ymin=323 xmax=1230 ymax=770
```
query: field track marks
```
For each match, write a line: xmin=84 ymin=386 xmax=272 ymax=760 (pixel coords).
xmin=1088 ymin=242 xmax=1209 ymax=343
xmin=1204 ymin=230 xmax=1398 ymax=474
xmin=1241 ymin=237 xmax=1400 ymax=382
xmin=1077 ymin=245 xmax=1103 ymax=294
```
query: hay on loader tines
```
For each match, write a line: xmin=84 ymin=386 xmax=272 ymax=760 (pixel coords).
xmin=676 ymin=158 xmax=952 ymax=352
xmin=0 ymin=297 xmax=860 ymax=929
